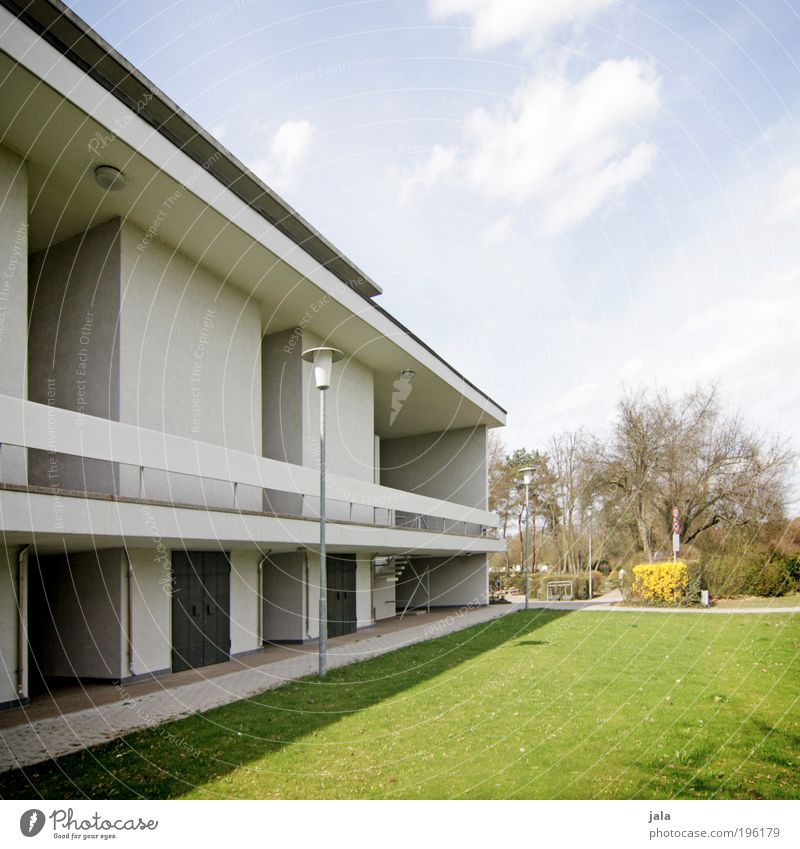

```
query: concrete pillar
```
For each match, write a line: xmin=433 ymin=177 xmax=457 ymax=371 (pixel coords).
xmin=0 ymin=146 xmax=28 ymax=486
xmin=0 ymin=546 xmax=26 ymax=708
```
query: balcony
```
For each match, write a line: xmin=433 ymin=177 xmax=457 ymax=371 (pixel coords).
xmin=0 ymin=394 xmax=500 ymax=551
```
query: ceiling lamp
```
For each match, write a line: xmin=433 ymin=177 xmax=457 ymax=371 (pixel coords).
xmin=94 ymin=165 xmax=125 ymax=191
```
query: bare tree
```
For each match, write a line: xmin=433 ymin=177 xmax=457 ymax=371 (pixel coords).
xmin=546 ymin=432 xmax=584 ymax=571
xmin=599 ymin=390 xmax=675 ymax=561
xmin=658 ymin=386 xmax=791 ymax=546
xmin=599 ymin=385 xmax=794 ymax=561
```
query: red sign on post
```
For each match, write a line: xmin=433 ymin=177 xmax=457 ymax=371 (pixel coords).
xmin=672 ymin=506 xmax=681 ymax=534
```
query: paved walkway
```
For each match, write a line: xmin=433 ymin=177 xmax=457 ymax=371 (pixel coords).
xmin=0 ymin=601 xmax=523 ymax=774
xmin=525 ymin=589 xmax=800 ymax=614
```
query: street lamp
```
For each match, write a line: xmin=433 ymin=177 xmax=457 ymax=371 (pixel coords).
xmin=302 ymin=346 xmax=343 ymax=677
xmin=518 ymin=467 xmax=535 ymax=611
xmin=587 ymin=507 xmax=593 ymax=601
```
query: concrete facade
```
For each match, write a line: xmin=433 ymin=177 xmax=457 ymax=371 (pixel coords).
xmin=128 ymin=547 xmax=172 ymax=677
xmin=380 ymin=426 xmax=488 ymax=509
xmin=0 ymin=546 xmax=24 ymax=708
xmin=0 ymin=148 xmax=27 ymax=486
xmin=28 ymin=219 xmax=121 ymax=494
xmin=0 ymin=0 xmax=506 ymax=710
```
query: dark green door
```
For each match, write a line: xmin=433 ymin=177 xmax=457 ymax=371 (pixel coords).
xmin=326 ymin=554 xmax=357 ymax=638
xmin=172 ymin=551 xmax=231 ymax=672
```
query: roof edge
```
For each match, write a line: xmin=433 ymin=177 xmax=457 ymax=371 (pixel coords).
xmin=3 ymin=0 xmax=507 ymax=419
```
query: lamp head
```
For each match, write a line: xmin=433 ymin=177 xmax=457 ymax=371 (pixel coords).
xmin=518 ymin=466 xmax=535 ymax=486
xmin=302 ymin=346 xmax=344 ymax=389
xmin=94 ymin=165 xmax=125 ymax=191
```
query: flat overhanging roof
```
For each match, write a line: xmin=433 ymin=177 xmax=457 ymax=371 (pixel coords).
xmin=1 ymin=0 xmax=384 ymax=297
xmin=0 ymin=0 xmax=507 ymax=424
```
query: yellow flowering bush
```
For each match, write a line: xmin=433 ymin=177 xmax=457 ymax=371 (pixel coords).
xmin=631 ymin=561 xmax=689 ymax=604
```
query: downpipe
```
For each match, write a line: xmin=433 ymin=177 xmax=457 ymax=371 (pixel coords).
xmin=17 ymin=544 xmax=30 ymax=700
xmin=122 ymin=547 xmax=134 ymax=678
xmin=257 ymin=550 xmax=271 ymax=648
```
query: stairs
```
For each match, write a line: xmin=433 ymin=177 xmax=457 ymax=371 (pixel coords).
xmin=373 ymin=555 xmax=412 ymax=583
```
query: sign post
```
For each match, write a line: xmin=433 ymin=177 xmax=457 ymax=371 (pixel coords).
xmin=672 ymin=506 xmax=681 ymax=562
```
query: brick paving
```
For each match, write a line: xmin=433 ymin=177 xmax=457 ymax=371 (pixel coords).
xmin=0 ymin=601 xmax=523 ymax=773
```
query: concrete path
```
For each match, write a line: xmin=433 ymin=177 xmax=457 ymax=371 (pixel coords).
xmin=0 ymin=600 xmax=523 ymax=774
xmin=526 ymin=588 xmax=800 ymax=614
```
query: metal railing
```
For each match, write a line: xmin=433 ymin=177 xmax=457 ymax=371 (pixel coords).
xmin=0 ymin=394 xmax=499 ymax=538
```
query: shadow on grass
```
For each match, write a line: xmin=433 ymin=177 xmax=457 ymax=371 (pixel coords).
xmin=640 ymin=717 xmax=800 ymax=800
xmin=0 ymin=609 xmax=568 ymax=800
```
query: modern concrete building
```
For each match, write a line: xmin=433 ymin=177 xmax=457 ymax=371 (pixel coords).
xmin=0 ymin=0 xmax=505 ymax=710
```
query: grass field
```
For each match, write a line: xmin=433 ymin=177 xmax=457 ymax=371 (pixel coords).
xmin=1 ymin=609 xmax=798 ymax=800
xmin=713 ymin=594 xmax=800 ymax=609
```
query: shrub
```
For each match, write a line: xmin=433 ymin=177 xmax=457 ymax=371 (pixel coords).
xmin=631 ymin=561 xmax=689 ymax=604
xmin=785 ymin=554 xmax=800 ymax=583
xmin=746 ymin=558 xmax=794 ymax=597
xmin=703 ymin=552 xmax=797 ymax=598
xmin=703 ymin=552 xmax=758 ymax=598
xmin=595 ymin=560 xmax=612 ymax=575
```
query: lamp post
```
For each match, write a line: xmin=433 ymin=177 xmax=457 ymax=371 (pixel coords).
xmin=518 ymin=467 xmax=534 ymax=611
xmin=587 ymin=507 xmax=593 ymax=601
xmin=302 ymin=346 xmax=343 ymax=678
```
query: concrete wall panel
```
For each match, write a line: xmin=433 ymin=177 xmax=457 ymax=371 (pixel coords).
xmin=0 ymin=147 xmax=28 ymax=485
xmin=28 ymin=219 xmax=121 ymax=493
xmin=262 ymin=551 xmax=306 ymax=642
xmin=230 ymin=549 xmax=260 ymax=655
xmin=380 ymin=426 xmax=487 ymax=511
xmin=29 ymin=549 xmax=124 ymax=680
xmin=127 ymin=547 xmax=171 ymax=676
xmin=0 ymin=546 xmax=23 ymax=705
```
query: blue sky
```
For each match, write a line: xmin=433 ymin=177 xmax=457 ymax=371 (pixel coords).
xmin=68 ymin=0 xmax=800 ymax=499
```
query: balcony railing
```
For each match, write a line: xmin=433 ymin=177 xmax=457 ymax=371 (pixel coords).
xmin=0 ymin=394 xmax=498 ymax=538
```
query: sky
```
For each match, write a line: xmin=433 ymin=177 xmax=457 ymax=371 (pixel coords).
xmin=67 ymin=0 xmax=800 ymax=501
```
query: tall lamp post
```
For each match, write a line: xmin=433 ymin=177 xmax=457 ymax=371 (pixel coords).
xmin=518 ymin=467 xmax=534 ymax=611
xmin=302 ymin=346 xmax=343 ymax=678
xmin=587 ymin=507 xmax=593 ymax=601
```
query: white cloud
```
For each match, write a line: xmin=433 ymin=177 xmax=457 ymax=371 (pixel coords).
xmin=770 ymin=166 xmax=800 ymax=222
xmin=251 ymin=119 xmax=315 ymax=189
xmin=478 ymin=212 xmax=517 ymax=246
xmin=396 ymin=144 xmax=459 ymax=204
xmin=396 ymin=59 xmax=660 ymax=234
xmin=429 ymin=0 xmax=618 ymax=51
xmin=546 ymin=141 xmax=657 ymax=233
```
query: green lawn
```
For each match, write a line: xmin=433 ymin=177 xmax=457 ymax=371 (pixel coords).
xmin=2 ymin=609 xmax=798 ymax=800
xmin=713 ymin=594 xmax=800 ymax=609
